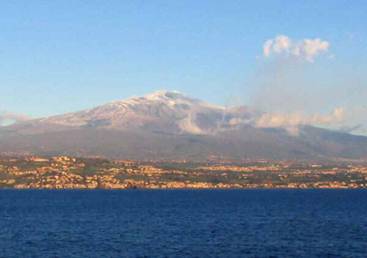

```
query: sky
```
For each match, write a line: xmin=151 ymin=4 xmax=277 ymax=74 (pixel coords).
xmin=1 ymin=0 xmax=366 ymax=128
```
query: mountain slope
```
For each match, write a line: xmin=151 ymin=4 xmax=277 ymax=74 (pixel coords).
xmin=1 ymin=91 xmax=367 ymax=161
xmin=34 ymin=91 xmax=257 ymax=135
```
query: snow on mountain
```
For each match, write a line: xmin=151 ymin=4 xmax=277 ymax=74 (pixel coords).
xmin=3 ymin=91 xmax=367 ymax=161
xmin=40 ymin=91 xmax=256 ymax=135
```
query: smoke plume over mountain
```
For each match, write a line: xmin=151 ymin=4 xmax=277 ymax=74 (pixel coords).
xmin=248 ymin=34 xmax=367 ymax=135
xmin=0 ymin=111 xmax=30 ymax=126
xmin=1 ymin=91 xmax=367 ymax=161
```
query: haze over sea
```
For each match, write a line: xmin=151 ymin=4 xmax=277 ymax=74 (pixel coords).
xmin=0 ymin=189 xmax=366 ymax=257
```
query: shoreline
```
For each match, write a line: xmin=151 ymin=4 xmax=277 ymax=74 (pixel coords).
xmin=1 ymin=187 xmax=367 ymax=190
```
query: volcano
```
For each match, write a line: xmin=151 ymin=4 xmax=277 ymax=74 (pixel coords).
xmin=1 ymin=91 xmax=367 ymax=161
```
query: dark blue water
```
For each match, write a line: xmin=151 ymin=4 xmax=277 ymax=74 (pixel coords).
xmin=0 ymin=190 xmax=366 ymax=257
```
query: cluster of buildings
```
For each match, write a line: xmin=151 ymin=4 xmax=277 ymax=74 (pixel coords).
xmin=0 ymin=156 xmax=366 ymax=189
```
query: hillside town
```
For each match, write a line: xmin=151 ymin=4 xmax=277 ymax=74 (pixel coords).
xmin=0 ymin=156 xmax=367 ymax=189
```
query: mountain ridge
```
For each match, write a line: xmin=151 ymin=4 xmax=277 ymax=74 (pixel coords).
xmin=1 ymin=91 xmax=367 ymax=161
xmin=22 ymin=90 xmax=257 ymax=135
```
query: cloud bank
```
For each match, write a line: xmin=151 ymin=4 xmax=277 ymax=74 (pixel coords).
xmin=263 ymin=35 xmax=330 ymax=62
xmin=255 ymin=108 xmax=345 ymax=135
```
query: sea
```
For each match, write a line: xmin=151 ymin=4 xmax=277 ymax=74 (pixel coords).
xmin=0 ymin=189 xmax=366 ymax=257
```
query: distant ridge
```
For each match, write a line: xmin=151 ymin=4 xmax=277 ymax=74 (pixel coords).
xmin=1 ymin=91 xmax=367 ymax=161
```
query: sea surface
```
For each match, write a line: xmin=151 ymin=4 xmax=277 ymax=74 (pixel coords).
xmin=0 ymin=189 xmax=366 ymax=257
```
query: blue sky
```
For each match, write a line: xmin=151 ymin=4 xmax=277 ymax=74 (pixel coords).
xmin=1 ymin=0 xmax=366 ymax=118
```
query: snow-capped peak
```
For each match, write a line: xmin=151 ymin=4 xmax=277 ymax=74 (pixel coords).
xmin=144 ymin=90 xmax=184 ymax=100
xmin=37 ymin=91 xmax=255 ymax=135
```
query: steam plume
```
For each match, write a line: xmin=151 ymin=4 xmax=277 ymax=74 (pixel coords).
xmin=255 ymin=108 xmax=345 ymax=135
xmin=0 ymin=111 xmax=30 ymax=126
xmin=248 ymin=34 xmax=367 ymax=135
xmin=263 ymin=35 xmax=330 ymax=62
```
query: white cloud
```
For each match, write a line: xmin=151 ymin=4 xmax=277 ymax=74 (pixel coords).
xmin=255 ymin=107 xmax=345 ymax=135
xmin=263 ymin=35 xmax=330 ymax=62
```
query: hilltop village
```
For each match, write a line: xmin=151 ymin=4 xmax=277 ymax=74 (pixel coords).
xmin=0 ymin=156 xmax=366 ymax=189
